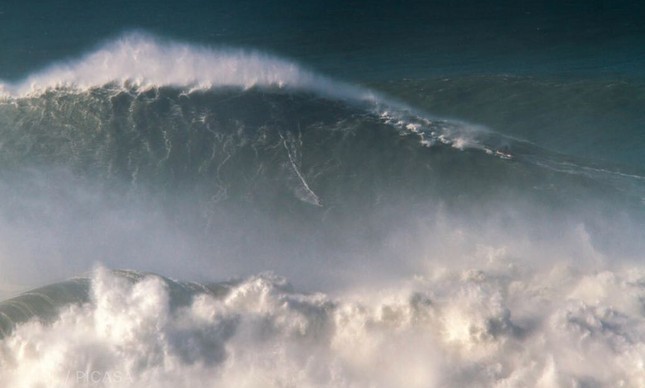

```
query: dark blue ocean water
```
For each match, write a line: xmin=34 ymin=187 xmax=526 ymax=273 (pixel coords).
xmin=2 ymin=0 xmax=644 ymax=79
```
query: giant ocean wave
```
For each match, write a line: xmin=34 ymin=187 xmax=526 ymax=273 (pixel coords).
xmin=0 ymin=33 xmax=644 ymax=387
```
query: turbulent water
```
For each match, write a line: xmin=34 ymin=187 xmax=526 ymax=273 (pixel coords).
xmin=1 ymin=2 xmax=644 ymax=387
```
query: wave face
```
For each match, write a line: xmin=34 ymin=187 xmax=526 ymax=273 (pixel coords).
xmin=0 ymin=33 xmax=644 ymax=387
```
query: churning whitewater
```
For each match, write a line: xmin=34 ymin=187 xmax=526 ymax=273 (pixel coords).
xmin=1 ymin=265 xmax=643 ymax=388
xmin=0 ymin=32 xmax=644 ymax=387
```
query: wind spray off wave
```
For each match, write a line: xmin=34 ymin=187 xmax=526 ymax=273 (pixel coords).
xmin=0 ymin=32 xmax=373 ymax=101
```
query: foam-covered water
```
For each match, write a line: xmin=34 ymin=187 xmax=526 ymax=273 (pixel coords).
xmin=1 ymin=266 xmax=643 ymax=387
xmin=0 ymin=24 xmax=644 ymax=388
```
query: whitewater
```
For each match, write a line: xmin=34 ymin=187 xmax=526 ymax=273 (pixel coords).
xmin=1 ymin=264 xmax=643 ymax=388
xmin=0 ymin=33 xmax=643 ymax=387
xmin=0 ymin=32 xmax=374 ymax=101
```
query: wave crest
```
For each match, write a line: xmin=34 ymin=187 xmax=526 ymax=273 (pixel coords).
xmin=0 ymin=32 xmax=372 ymax=101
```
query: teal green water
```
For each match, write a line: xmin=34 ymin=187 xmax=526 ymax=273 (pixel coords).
xmin=4 ymin=1 xmax=643 ymax=164
xmin=374 ymin=76 xmax=645 ymax=168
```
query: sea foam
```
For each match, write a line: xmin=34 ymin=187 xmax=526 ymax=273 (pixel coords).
xmin=0 ymin=265 xmax=643 ymax=387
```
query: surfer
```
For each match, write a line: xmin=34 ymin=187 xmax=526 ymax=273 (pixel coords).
xmin=495 ymin=145 xmax=513 ymax=160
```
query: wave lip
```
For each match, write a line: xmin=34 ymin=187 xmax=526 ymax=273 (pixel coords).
xmin=0 ymin=32 xmax=373 ymax=101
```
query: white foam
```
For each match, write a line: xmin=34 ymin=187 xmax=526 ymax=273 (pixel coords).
xmin=0 ymin=32 xmax=372 ymax=102
xmin=0 ymin=264 xmax=643 ymax=387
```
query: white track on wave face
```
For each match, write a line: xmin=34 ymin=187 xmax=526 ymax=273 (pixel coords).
xmin=0 ymin=32 xmax=373 ymax=101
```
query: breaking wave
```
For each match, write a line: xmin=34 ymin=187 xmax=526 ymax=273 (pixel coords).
xmin=0 ymin=32 xmax=644 ymax=388
xmin=0 ymin=266 xmax=643 ymax=387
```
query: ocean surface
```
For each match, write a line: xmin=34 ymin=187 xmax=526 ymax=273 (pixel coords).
xmin=0 ymin=1 xmax=644 ymax=387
